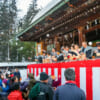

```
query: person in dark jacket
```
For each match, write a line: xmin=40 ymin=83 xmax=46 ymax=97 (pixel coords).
xmin=53 ymin=68 xmax=86 ymax=100
xmin=26 ymin=73 xmax=36 ymax=100
xmin=81 ymin=42 xmax=93 ymax=59
xmin=10 ymin=76 xmax=19 ymax=92
xmin=14 ymin=69 xmax=21 ymax=82
xmin=35 ymin=72 xmax=54 ymax=100
xmin=94 ymin=42 xmax=100 ymax=58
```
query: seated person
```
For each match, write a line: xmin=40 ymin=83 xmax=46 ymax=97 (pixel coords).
xmin=68 ymin=51 xmax=78 ymax=60
xmin=42 ymin=52 xmax=47 ymax=63
xmin=51 ymin=48 xmax=57 ymax=57
xmin=63 ymin=46 xmax=70 ymax=57
xmin=52 ymin=56 xmax=57 ymax=63
xmin=69 ymin=45 xmax=81 ymax=60
xmin=74 ymin=44 xmax=81 ymax=54
xmin=63 ymin=46 xmax=71 ymax=60
xmin=35 ymin=53 xmax=43 ymax=63
xmin=45 ymin=52 xmax=52 ymax=63
xmin=34 ymin=53 xmax=39 ymax=62
xmin=64 ymin=46 xmax=79 ymax=61
xmin=80 ymin=42 xmax=93 ymax=59
xmin=56 ymin=51 xmax=64 ymax=62
xmin=94 ymin=42 xmax=100 ymax=58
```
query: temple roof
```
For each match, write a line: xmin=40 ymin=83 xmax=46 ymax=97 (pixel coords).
xmin=17 ymin=0 xmax=69 ymax=38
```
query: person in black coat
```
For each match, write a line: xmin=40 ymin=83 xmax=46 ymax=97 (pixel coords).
xmin=14 ymin=69 xmax=21 ymax=82
xmin=94 ymin=42 xmax=100 ymax=58
xmin=36 ymin=72 xmax=54 ymax=100
xmin=53 ymin=68 xmax=86 ymax=100
xmin=80 ymin=42 xmax=93 ymax=59
xmin=56 ymin=51 xmax=64 ymax=62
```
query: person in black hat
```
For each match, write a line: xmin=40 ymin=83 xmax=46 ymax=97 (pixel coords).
xmin=94 ymin=42 xmax=100 ymax=58
xmin=36 ymin=72 xmax=54 ymax=100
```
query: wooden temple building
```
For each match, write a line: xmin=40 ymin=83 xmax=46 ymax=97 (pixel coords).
xmin=18 ymin=0 xmax=100 ymax=54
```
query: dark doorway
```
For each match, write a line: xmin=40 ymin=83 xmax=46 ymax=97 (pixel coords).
xmin=86 ymin=29 xmax=100 ymax=42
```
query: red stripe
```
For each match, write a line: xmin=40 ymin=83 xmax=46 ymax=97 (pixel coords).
xmin=51 ymin=64 xmax=54 ymax=75
xmin=86 ymin=67 xmax=93 ymax=100
xmin=51 ymin=68 xmax=54 ymax=75
xmin=66 ymin=81 xmax=76 ymax=84
xmin=33 ymin=68 xmax=34 ymax=75
xmin=58 ymin=63 xmax=61 ymax=77
xmin=27 ymin=60 xmax=100 ymax=100
xmin=36 ymin=68 xmax=38 ymax=76
xmin=41 ymin=68 xmax=43 ymax=72
xmin=75 ymin=67 xmax=80 ymax=87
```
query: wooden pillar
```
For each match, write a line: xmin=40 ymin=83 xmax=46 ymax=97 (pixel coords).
xmin=63 ymin=35 xmax=65 ymax=46
xmin=78 ymin=26 xmax=86 ymax=46
xmin=54 ymin=36 xmax=57 ymax=49
xmin=36 ymin=41 xmax=45 ymax=55
xmin=54 ymin=36 xmax=60 ymax=51
xmin=73 ymin=31 xmax=75 ymax=44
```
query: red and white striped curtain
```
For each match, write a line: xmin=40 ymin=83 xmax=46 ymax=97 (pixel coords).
xmin=27 ymin=59 xmax=100 ymax=100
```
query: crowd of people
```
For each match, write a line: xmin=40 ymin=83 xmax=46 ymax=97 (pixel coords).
xmin=35 ymin=42 xmax=100 ymax=63
xmin=0 ymin=68 xmax=21 ymax=100
xmin=0 ymin=68 xmax=86 ymax=100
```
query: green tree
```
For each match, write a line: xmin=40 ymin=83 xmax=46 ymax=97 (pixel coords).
xmin=0 ymin=0 xmax=17 ymax=62
xmin=22 ymin=0 xmax=39 ymax=29
xmin=11 ymin=0 xmax=40 ymax=62
xmin=10 ymin=39 xmax=35 ymax=62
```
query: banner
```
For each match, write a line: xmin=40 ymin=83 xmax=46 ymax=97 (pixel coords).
xmin=27 ymin=59 xmax=100 ymax=100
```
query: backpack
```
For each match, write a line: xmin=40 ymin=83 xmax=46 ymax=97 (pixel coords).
xmin=29 ymin=83 xmax=40 ymax=99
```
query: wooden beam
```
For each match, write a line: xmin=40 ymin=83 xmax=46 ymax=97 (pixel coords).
xmin=78 ymin=26 xmax=86 ymax=46
xmin=84 ymin=24 xmax=100 ymax=33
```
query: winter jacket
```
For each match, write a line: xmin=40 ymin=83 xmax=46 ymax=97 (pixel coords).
xmin=81 ymin=46 xmax=93 ymax=59
xmin=20 ymin=81 xmax=29 ymax=91
xmin=8 ymin=90 xmax=23 ymax=100
xmin=0 ymin=79 xmax=10 ymax=92
xmin=14 ymin=71 xmax=21 ymax=81
xmin=28 ymin=79 xmax=36 ymax=91
xmin=53 ymin=81 xmax=86 ymax=100
xmin=37 ymin=82 xmax=54 ymax=100
xmin=0 ymin=92 xmax=8 ymax=100
xmin=2 ymin=85 xmax=10 ymax=92
xmin=0 ymin=79 xmax=2 ymax=86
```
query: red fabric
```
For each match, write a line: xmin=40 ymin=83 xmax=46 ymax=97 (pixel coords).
xmin=75 ymin=67 xmax=80 ymax=87
xmin=10 ymin=74 xmax=14 ymax=78
xmin=66 ymin=81 xmax=76 ymax=84
xmin=27 ymin=59 xmax=100 ymax=100
xmin=86 ymin=67 xmax=93 ymax=100
xmin=73 ymin=57 xmax=77 ymax=60
xmin=8 ymin=90 xmax=23 ymax=100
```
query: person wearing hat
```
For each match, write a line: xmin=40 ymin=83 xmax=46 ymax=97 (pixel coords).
xmin=38 ymin=72 xmax=54 ymax=100
xmin=94 ymin=42 xmax=100 ymax=58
